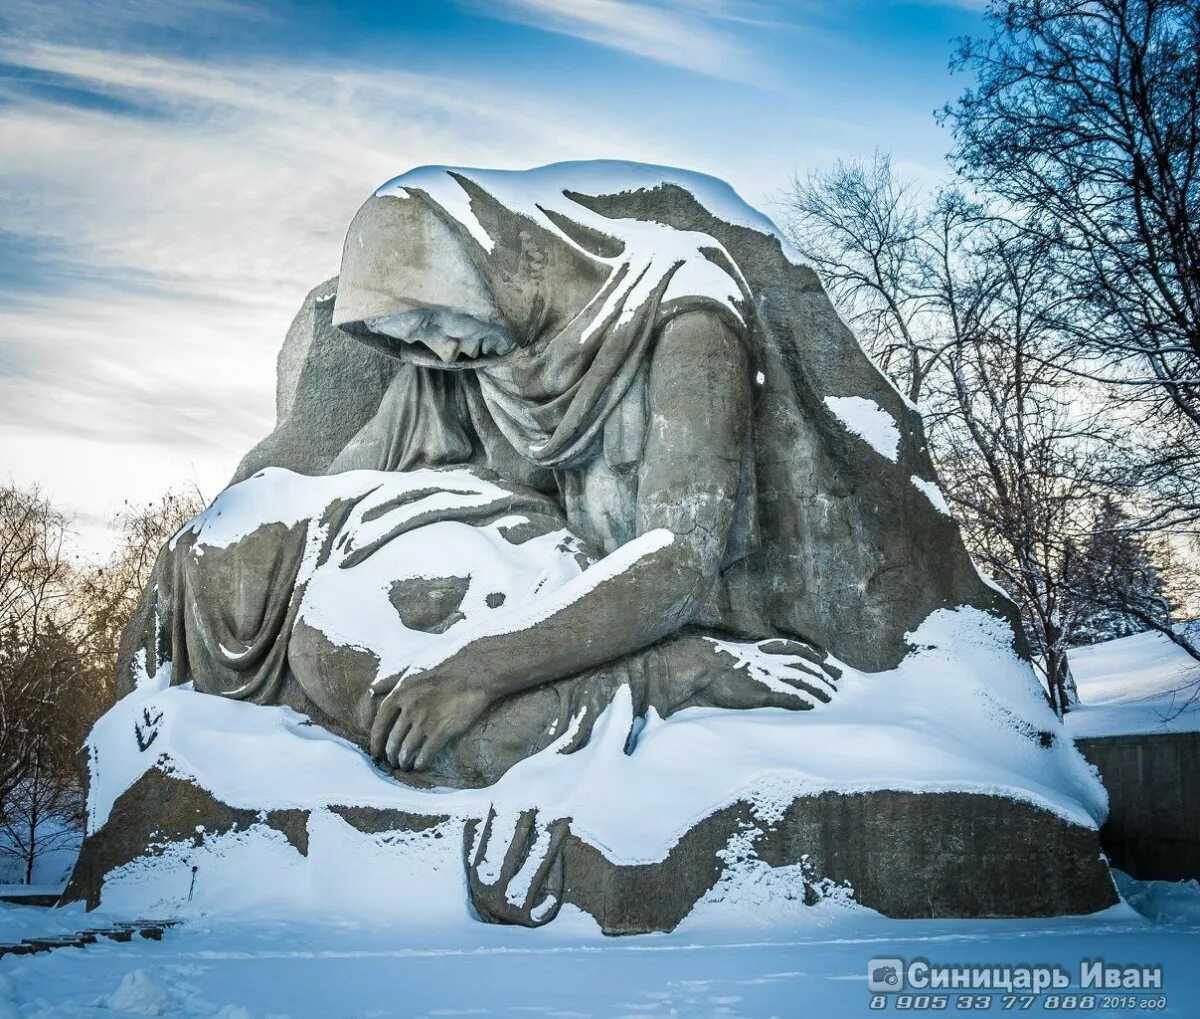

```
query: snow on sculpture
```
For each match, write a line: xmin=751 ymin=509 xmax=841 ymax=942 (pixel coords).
xmin=69 ymin=162 xmax=1117 ymax=929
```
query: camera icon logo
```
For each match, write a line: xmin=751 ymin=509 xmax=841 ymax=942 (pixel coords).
xmin=867 ymin=958 xmax=904 ymax=993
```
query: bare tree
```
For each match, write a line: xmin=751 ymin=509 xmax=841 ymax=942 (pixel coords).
xmin=1 ymin=483 xmax=206 ymax=883
xmin=943 ymin=0 xmax=1200 ymax=529
xmin=934 ymin=222 xmax=1117 ymax=714
xmin=75 ymin=485 xmax=206 ymax=692
xmin=781 ymin=153 xmax=944 ymax=403
xmin=782 ymin=158 xmax=1130 ymax=714
xmin=0 ymin=675 xmax=86 ymax=885
xmin=0 ymin=484 xmax=78 ymax=810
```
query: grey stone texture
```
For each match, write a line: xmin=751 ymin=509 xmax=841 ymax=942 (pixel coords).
xmin=233 ymin=278 xmax=402 ymax=482
xmin=63 ymin=770 xmax=312 ymax=911
xmin=64 ymin=767 xmax=1116 ymax=928
xmin=1077 ymin=731 xmax=1200 ymax=881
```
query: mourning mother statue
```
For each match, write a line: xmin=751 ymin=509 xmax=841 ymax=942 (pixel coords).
xmin=117 ymin=162 xmax=1013 ymax=790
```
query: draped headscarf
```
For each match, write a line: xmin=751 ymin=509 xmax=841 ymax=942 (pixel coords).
xmin=332 ymin=167 xmax=753 ymax=473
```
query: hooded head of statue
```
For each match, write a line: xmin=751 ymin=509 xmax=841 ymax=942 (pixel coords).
xmin=330 ymin=166 xmax=751 ymax=470
xmin=332 ymin=171 xmax=652 ymax=369
xmin=334 ymin=184 xmax=518 ymax=368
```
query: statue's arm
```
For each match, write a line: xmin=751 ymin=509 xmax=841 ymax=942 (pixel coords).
xmin=634 ymin=309 xmax=749 ymax=599
xmin=371 ymin=310 xmax=750 ymax=769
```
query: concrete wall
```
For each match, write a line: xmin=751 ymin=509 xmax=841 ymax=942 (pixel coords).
xmin=1076 ymin=731 xmax=1200 ymax=881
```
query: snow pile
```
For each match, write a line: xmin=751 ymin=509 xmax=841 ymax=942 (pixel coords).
xmin=377 ymin=159 xmax=802 ymax=262
xmin=684 ymin=823 xmax=857 ymax=931
xmin=103 ymin=969 xmax=173 ymax=1016
xmin=1113 ymin=870 xmax=1200 ymax=926
xmin=1066 ymin=628 xmax=1200 ymax=738
xmin=87 ymin=592 xmax=1105 ymax=920
xmin=823 ymin=395 xmax=901 ymax=462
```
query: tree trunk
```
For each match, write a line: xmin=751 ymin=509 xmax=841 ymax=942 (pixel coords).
xmin=1044 ymin=648 xmax=1065 ymax=720
xmin=23 ymin=746 xmax=40 ymax=885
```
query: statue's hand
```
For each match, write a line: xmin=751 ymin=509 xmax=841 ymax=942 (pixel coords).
xmin=369 ymin=668 xmax=490 ymax=771
xmin=666 ymin=636 xmax=841 ymax=715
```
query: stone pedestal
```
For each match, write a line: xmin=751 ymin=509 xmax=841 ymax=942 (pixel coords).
xmin=66 ymin=766 xmax=1116 ymax=932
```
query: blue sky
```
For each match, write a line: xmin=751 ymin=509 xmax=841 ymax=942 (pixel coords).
xmin=0 ymin=0 xmax=986 ymax=552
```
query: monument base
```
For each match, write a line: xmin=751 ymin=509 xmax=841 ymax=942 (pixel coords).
xmin=66 ymin=765 xmax=1116 ymax=933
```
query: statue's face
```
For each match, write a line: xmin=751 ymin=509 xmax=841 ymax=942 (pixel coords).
xmin=364 ymin=308 xmax=517 ymax=366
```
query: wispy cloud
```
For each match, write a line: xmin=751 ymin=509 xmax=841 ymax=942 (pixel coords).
xmin=0 ymin=0 xmax=269 ymax=44
xmin=0 ymin=38 xmax=666 ymax=551
xmin=0 ymin=0 xmax=973 ymax=555
xmin=467 ymin=0 xmax=777 ymax=83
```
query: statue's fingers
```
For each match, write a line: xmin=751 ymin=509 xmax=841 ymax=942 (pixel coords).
xmin=532 ymin=818 xmax=569 ymax=887
xmin=781 ymin=661 xmax=834 ymax=687
xmin=385 ymin=714 xmax=413 ymax=765
xmin=414 ymin=724 xmax=452 ymax=771
xmin=558 ymin=708 xmax=595 ymax=756
xmin=522 ymin=816 xmax=569 ymax=915
xmin=397 ymin=723 xmax=427 ymax=771
xmin=778 ymin=672 xmax=832 ymax=703
xmin=759 ymin=638 xmax=826 ymax=667
xmin=780 ymin=658 xmax=825 ymax=680
xmin=757 ymin=688 xmax=816 ymax=710
xmin=758 ymin=638 xmax=796 ymax=655
xmin=721 ymin=677 xmax=806 ymax=710
xmin=496 ymin=809 xmax=540 ymax=897
xmin=470 ymin=806 xmax=498 ymax=872
xmin=369 ymin=708 xmax=388 ymax=759
xmin=370 ymin=696 xmax=403 ymax=759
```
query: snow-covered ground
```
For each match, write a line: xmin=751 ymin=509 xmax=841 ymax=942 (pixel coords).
xmin=1067 ymin=629 xmax=1200 ymax=738
xmin=3 ymin=874 xmax=1199 ymax=1018
xmin=1 ymin=877 xmax=1197 ymax=1018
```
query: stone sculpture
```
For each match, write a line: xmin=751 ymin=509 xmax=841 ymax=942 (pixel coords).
xmin=122 ymin=464 xmax=841 ymax=790
xmin=119 ymin=163 xmax=1012 ymax=767
xmin=71 ymin=163 xmax=1117 ymax=928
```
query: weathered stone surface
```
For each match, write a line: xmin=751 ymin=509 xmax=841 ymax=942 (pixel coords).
xmin=757 ymin=790 xmax=1116 ymax=920
xmin=573 ymin=182 xmax=1023 ymax=672
xmin=63 ymin=769 xmax=310 ymax=910
xmin=65 ymin=768 xmax=1115 ymax=930
xmin=329 ymin=805 xmax=449 ymax=836
xmin=116 ymin=469 xmax=845 ymax=791
xmin=1078 ymin=731 xmax=1200 ymax=880
xmin=469 ymin=792 xmax=1116 ymax=933
xmin=232 ymin=278 xmax=401 ymax=483
xmin=122 ymin=164 xmax=1025 ymax=780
